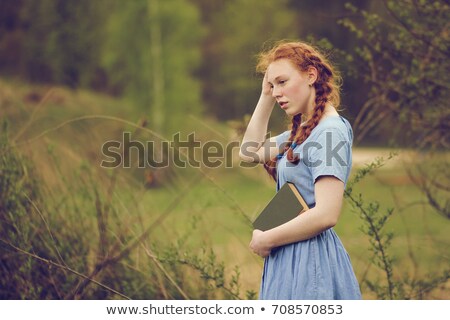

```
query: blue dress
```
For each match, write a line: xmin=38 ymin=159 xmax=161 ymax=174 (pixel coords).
xmin=259 ymin=116 xmax=362 ymax=300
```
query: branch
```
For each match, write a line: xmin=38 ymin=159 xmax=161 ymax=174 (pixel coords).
xmin=0 ymin=238 xmax=131 ymax=300
xmin=141 ymin=245 xmax=190 ymax=299
xmin=381 ymin=0 xmax=450 ymax=57
xmin=14 ymin=114 xmax=253 ymax=226
xmin=345 ymin=191 xmax=395 ymax=299
xmin=22 ymin=192 xmax=68 ymax=268
xmin=66 ymin=173 xmax=204 ymax=299
xmin=13 ymin=88 xmax=57 ymax=143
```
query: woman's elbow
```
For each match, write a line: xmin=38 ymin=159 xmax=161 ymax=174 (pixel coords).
xmin=326 ymin=216 xmax=339 ymax=229
xmin=239 ymin=149 xmax=260 ymax=163
xmin=239 ymin=150 xmax=251 ymax=162
xmin=319 ymin=210 xmax=340 ymax=229
xmin=238 ymin=149 xmax=246 ymax=160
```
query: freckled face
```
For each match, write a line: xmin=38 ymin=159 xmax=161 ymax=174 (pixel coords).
xmin=266 ymin=59 xmax=314 ymax=117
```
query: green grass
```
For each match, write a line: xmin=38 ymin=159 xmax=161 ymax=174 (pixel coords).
xmin=341 ymin=164 xmax=449 ymax=271
xmin=1 ymin=78 xmax=448 ymax=299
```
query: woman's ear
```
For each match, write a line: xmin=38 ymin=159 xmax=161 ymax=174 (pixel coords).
xmin=306 ymin=66 xmax=318 ymax=85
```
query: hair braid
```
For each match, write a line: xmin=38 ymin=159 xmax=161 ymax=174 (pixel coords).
xmin=264 ymin=114 xmax=301 ymax=180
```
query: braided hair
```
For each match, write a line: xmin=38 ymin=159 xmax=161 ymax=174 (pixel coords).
xmin=257 ymin=42 xmax=342 ymax=181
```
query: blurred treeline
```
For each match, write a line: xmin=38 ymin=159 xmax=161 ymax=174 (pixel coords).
xmin=0 ymin=0 xmax=375 ymax=138
xmin=0 ymin=0 xmax=448 ymax=143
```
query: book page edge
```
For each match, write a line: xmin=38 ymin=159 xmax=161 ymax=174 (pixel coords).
xmin=287 ymin=182 xmax=309 ymax=213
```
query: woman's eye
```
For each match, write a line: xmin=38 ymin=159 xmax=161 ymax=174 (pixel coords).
xmin=279 ymin=80 xmax=286 ymax=85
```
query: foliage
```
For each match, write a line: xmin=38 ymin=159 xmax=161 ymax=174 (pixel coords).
xmin=339 ymin=0 xmax=450 ymax=148
xmin=20 ymin=0 xmax=108 ymax=87
xmin=345 ymin=153 xmax=450 ymax=299
xmin=158 ymin=244 xmax=257 ymax=299
xmin=339 ymin=0 xmax=450 ymax=223
xmin=0 ymin=121 xmax=42 ymax=298
xmin=0 ymin=0 xmax=204 ymax=134
xmin=102 ymin=0 xmax=204 ymax=133
xmin=0 ymin=117 xmax=251 ymax=299
xmin=405 ymin=153 xmax=450 ymax=219
xmin=192 ymin=0 xmax=297 ymax=121
xmin=1 ymin=77 xmax=449 ymax=299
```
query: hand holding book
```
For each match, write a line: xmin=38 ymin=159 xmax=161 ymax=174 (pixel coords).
xmin=252 ymin=182 xmax=309 ymax=231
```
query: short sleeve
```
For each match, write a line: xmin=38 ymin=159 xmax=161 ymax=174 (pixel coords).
xmin=306 ymin=127 xmax=352 ymax=184
xmin=273 ymin=130 xmax=290 ymax=150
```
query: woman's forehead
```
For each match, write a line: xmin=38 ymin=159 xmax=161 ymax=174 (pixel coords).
xmin=267 ymin=59 xmax=299 ymax=81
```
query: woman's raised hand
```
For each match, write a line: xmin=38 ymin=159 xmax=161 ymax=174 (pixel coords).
xmin=261 ymin=71 xmax=273 ymax=97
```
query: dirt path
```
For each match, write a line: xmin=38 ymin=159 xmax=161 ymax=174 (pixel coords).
xmin=352 ymin=148 xmax=416 ymax=168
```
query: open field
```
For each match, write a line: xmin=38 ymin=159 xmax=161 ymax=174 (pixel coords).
xmin=1 ymin=79 xmax=449 ymax=299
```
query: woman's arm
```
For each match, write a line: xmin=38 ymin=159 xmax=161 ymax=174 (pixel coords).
xmin=239 ymin=73 xmax=279 ymax=163
xmin=249 ymin=176 xmax=344 ymax=257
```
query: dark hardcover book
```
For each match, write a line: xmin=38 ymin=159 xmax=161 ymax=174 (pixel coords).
xmin=252 ymin=182 xmax=309 ymax=231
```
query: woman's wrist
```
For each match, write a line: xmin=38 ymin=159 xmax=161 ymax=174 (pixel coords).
xmin=263 ymin=229 xmax=276 ymax=250
xmin=258 ymin=93 xmax=276 ymax=109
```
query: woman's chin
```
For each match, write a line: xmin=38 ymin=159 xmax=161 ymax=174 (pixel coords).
xmin=285 ymin=109 xmax=300 ymax=117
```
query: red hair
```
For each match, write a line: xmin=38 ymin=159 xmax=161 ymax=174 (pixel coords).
xmin=256 ymin=41 xmax=341 ymax=181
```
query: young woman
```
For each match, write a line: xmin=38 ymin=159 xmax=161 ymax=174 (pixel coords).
xmin=239 ymin=41 xmax=361 ymax=299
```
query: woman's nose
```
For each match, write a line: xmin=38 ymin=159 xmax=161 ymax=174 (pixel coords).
xmin=272 ymin=86 xmax=282 ymax=98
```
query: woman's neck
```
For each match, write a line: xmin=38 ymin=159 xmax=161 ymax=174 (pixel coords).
xmin=304 ymin=104 xmax=338 ymax=122
xmin=321 ymin=104 xmax=339 ymax=119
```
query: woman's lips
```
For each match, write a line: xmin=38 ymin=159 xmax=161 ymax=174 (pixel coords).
xmin=279 ymin=101 xmax=288 ymax=109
